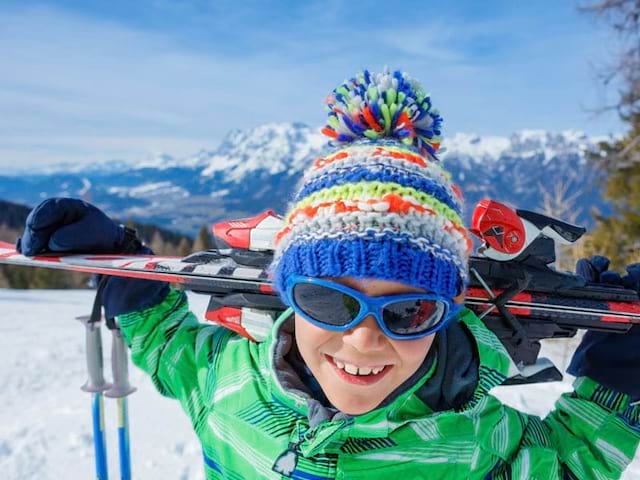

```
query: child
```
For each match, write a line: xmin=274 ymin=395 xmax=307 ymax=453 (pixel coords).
xmin=18 ymin=69 xmax=640 ymax=479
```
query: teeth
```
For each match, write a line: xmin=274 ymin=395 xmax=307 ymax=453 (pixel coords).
xmin=344 ymin=363 xmax=359 ymax=375
xmin=333 ymin=358 xmax=385 ymax=376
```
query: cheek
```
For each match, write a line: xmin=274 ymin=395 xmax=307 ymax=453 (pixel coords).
xmin=392 ymin=335 xmax=435 ymax=370
xmin=294 ymin=314 xmax=338 ymax=361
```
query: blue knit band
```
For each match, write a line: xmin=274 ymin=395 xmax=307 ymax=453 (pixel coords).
xmin=273 ymin=235 xmax=463 ymax=299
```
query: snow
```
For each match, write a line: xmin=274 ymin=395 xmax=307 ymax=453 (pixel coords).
xmin=437 ymin=129 xmax=597 ymax=172
xmin=199 ymin=123 xmax=327 ymax=181
xmin=443 ymin=133 xmax=511 ymax=163
xmin=1 ymin=289 xmax=638 ymax=479
xmin=134 ymin=151 xmax=217 ymax=171
xmin=78 ymin=178 xmax=92 ymax=197
xmin=0 ymin=289 xmax=205 ymax=480
xmin=107 ymin=182 xmax=190 ymax=199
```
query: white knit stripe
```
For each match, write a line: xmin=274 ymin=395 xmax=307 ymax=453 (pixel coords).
xmin=303 ymin=150 xmax=463 ymax=211
xmin=275 ymin=205 xmax=469 ymax=265
xmin=311 ymin=144 xmax=448 ymax=179
xmin=272 ymin=228 xmax=469 ymax=283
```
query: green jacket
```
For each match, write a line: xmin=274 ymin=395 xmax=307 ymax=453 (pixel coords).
xmin=118 ymin=289 xmax=640 ymax=479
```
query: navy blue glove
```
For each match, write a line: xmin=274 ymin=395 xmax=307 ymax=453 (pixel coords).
xmin=17 ymin=197 xmax=128 ymax=256
xmin=17 ymin=197 xmax=169 ymax=318
xmin=568 ymin=256 xmax=640 ymax=400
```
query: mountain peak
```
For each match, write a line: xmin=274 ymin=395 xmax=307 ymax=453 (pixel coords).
xmin=442 ymin=129 xmax=595 ymax=168
xmin=0 ymin=123 xmax=612 ymax=236
xmin=200 ymin=122 xmax=327 ymax=180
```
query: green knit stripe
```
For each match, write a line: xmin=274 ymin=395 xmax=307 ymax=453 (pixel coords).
xmin=290 ymin=180 xmax=464 ymax=229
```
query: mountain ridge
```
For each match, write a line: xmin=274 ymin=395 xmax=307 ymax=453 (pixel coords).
xmin=0 ymin=122 xmax=609 ymax=235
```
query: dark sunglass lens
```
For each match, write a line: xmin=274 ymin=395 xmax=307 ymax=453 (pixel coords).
xmin=292 ymin=283 xmax=360 ymax=326
xmin=383 ymin=299 xmax=446 ymax=335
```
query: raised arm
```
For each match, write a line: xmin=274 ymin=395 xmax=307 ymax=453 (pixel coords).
xmin=115 ymin=285 xmax=235 ymax=432
xmin=16 ymin=197 xmax=232 ymax=431
xmin=535 ymin=258 xmax=640 ymax=478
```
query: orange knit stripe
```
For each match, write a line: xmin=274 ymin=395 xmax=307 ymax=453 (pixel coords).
xmin=370 ymin=147 xmax=427 ymax=167
xmin=313 ymin=146 xmax=430 ymax=171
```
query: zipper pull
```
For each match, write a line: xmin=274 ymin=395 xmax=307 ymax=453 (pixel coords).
xmin=272 ymin=445 xmax=299 ymax=477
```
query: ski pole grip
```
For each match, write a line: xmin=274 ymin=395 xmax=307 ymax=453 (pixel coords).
xmin=105 ymin=328 xmax=136 ymax=398
xmin=77 ymin=315 xmax=111 ymax=393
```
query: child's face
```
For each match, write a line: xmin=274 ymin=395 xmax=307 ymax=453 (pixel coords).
xmin=294 ymin=276 xmax=437 ymax=415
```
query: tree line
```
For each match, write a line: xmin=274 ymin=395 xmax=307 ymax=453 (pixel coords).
xmin=577 ymin=0 xmax=640 ymax=269
xmin=0 ymin=200 xmax=214 ymax=289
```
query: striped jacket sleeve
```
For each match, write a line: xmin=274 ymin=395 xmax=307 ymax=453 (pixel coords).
xmin=116 ymin=287 xmax=233 ymax=432
xmin=542 ymin=376 xmax=640 ymax=479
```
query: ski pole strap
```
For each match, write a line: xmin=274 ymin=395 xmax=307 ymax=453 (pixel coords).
xmin=118 ymin=226 xmax=143 ymax=254
xmin=91 ymin=275 xmax=122 ymax=331
xmin=106 ymin=316 xmax=117 ymax=331
xmin=90 ymin=275 xmax=109 ymax=325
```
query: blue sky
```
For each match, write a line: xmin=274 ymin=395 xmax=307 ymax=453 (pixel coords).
xmin=0 ymin=0 xmax=626 ymax=169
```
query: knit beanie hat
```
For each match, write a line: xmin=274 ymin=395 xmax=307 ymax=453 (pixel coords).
xmin=268 ymin=68 xmax=472 ymax=299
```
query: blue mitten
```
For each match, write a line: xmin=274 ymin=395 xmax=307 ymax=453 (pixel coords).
xmin=17 ymin=197 xmax=169 ymax=318
xmin=17 ymin=197 xmax=127 ymax=255
xmin=568 ymin=256 xmax=640 ymax=400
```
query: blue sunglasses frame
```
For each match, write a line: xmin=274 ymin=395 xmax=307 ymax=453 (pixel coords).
xmin=284 ymin=275 xmax=460 ymax=340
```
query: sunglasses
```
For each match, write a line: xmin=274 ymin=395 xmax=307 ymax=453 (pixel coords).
xmin=284 ymin=275 xmax=459 ymax=340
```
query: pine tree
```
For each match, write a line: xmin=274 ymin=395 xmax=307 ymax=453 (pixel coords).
xmin=582 ymin=133 xmax=640 ymax=268
xmin=177 ymin=237 xmax=193 ymax=257
xmin=149 ymin=230 xmax=167 ymax=255
xmin=0 ymin=267 xmax=10 ymax=288
xmin=580 ymin=1 xmax=640 ymax=269
xmin=192 ymin=225 xmax=214 ymax=252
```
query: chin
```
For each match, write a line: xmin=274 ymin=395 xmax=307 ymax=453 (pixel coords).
xmin=326 ymin=393 xmax=382 ymax=415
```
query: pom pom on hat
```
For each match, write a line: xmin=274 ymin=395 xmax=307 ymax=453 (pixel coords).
xmin=321 ymin=67 xmax=443 ymax=159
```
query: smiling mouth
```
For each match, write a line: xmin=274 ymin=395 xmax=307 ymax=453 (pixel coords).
xmin=325 ymin=354 xmax=392 ymax=385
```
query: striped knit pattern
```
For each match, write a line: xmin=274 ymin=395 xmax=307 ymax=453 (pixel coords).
xmin=268 ymin=69 xmax=471 ymax=298
xmin=270 ymin=140 xmax=471 ymax=298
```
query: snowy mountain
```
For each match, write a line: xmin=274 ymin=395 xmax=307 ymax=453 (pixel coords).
xmin=0 ymin=123 xmax=610 ymax=235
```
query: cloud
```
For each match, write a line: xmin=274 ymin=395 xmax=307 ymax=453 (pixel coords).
xmin=0 ymin=6 xmax=329 ymax=166
xmin=0 ymin=2 xmax=625 ymax=170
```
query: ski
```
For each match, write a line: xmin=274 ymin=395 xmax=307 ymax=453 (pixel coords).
xmin=0 ymin=241 xmax=274 ymax=295
xmin=2 ymin=199 xmax=639 ymax=383
xmin=1 ymin=241 xmax=637 ymax=321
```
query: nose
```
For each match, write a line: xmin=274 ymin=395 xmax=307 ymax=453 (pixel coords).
xmin=342 ymin=315 xmax=387 ymax=352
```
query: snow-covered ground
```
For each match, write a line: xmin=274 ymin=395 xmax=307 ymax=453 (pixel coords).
xmin=0 ymin=289 xmax=638 ymax=479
